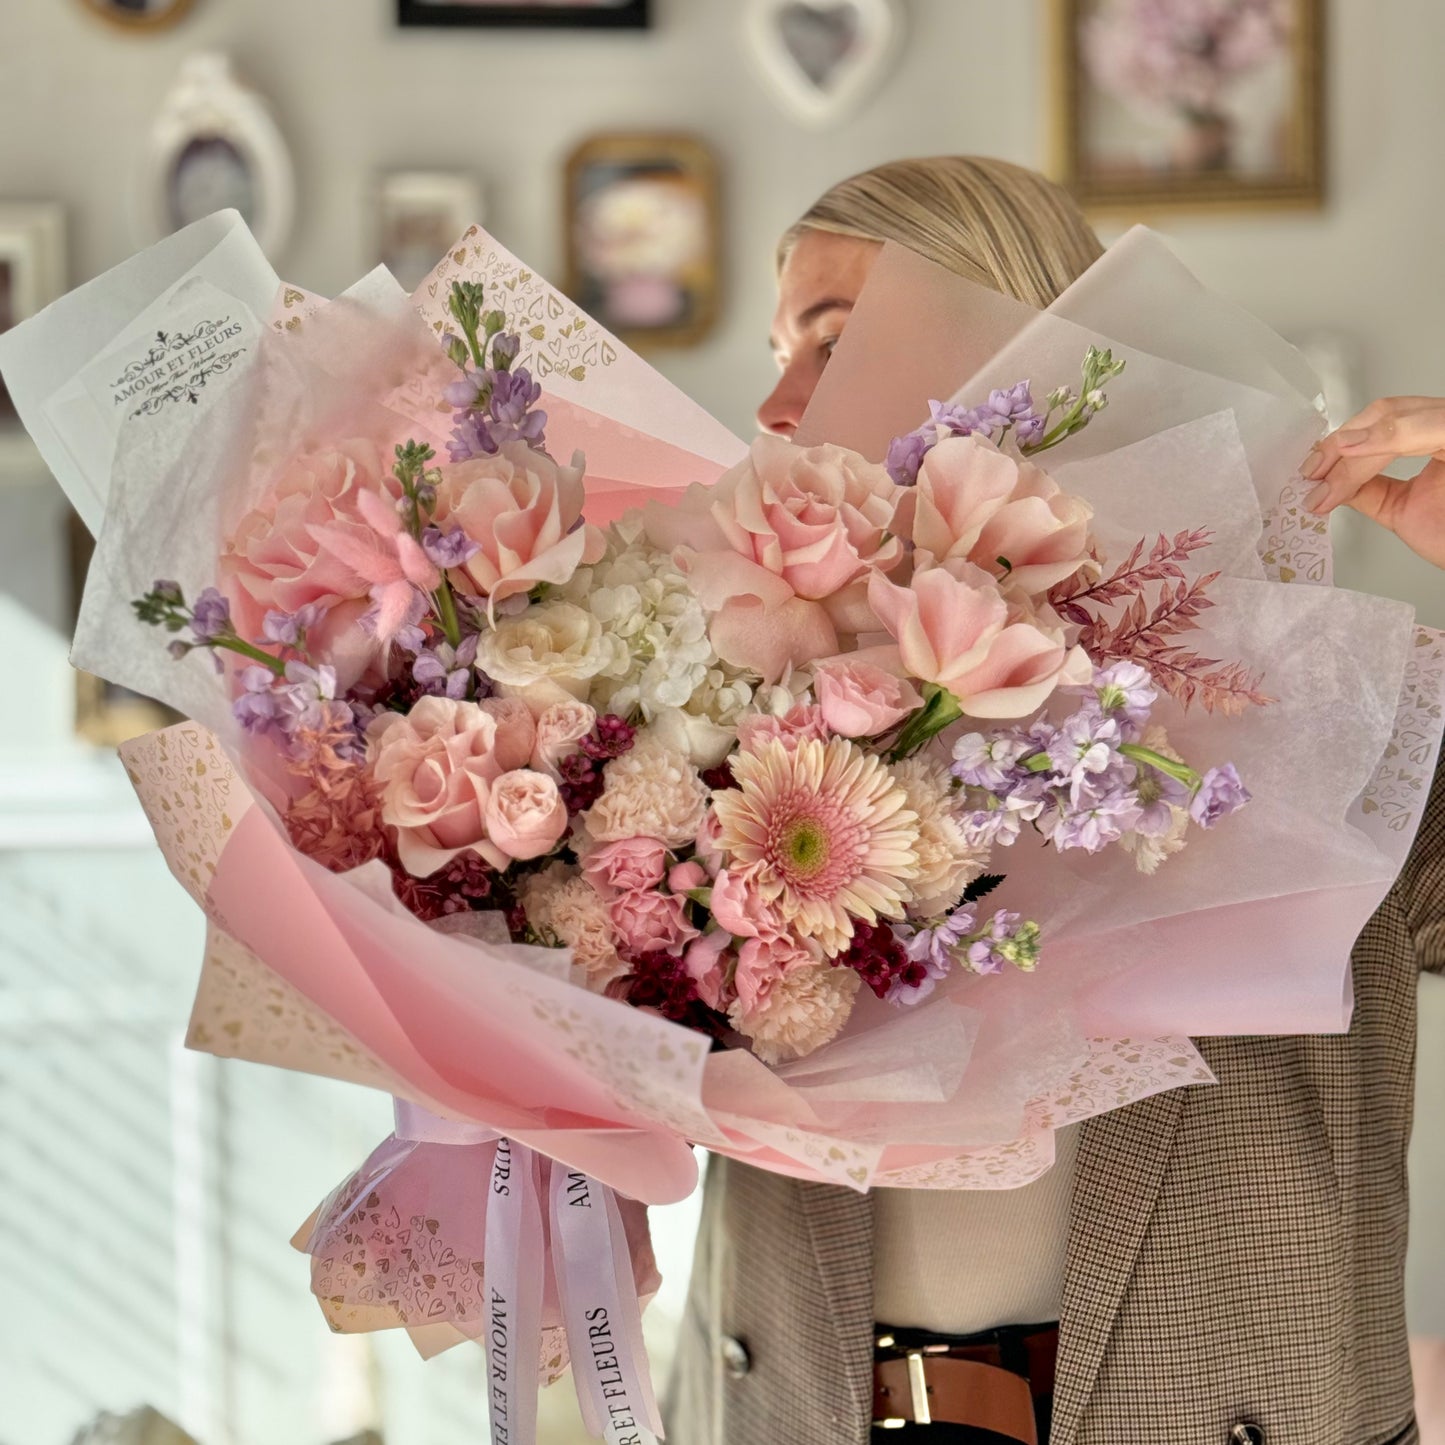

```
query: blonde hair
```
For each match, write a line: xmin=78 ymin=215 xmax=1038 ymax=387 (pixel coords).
xmin=779 ymin=156 xmax=1103 ymax=308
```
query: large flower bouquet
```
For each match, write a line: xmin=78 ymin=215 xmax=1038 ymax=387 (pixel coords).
xmin=3 ymin=213 xmax=1439 ymax=1445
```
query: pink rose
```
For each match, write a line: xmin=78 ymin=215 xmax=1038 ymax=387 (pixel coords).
xmin=710 ymin=866 xmax=783 ymax=939
xmin=610 ymin=888 xmax=699 ymax=958
xmin=367 ymin=695 xmax=539 ymax=876
xmin=732 ymin=932 xmax=817 ymax=1018
xmin=908 ymin=435 xmax=1094 ymax=597
xmin=480 ymin=696 xmax=538 ymax=772
xmin=583 ymin=836 xmax=670 ymax=894
xmin=867 ymin=560 xmax=1091 ymax=719
xmin=220 ymin=440 xmax=399 ymax=686
xmin=694 ymin=813 xmax=726 ymax=878
xmin=483 ymin=768 xmax=569 ymax=861
xmin=648 ymin=435 xmax=906 ymax=681
xmin=432 ymin=441 xmax=606 ymax=612
xmin=812 ymin=658 xmax=923 ymax=737
xmin=735 ymin=702 xmax=831 ymax=755
xmin=532 ymin=699 xmax=597 ymax=781
xmin=683 ymin=931 xmax=734 ymax=1010
xmin=668 ymin=860 xmax=708 ymax=893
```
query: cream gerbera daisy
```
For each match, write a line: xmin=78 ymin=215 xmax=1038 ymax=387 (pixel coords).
xmin=712 ymin=736 xmax=921 ymax=955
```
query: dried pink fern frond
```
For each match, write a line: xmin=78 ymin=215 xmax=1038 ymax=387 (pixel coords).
xmin=1057 ymin=530 xmax=1274 ymax=714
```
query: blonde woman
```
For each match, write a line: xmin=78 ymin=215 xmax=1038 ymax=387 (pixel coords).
xmin=666 ymin=156 xmax=1445 ymax=1445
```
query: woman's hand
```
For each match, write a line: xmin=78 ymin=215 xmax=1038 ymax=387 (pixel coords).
xmin=1303 ymin=396 xmax=1445 ymax=569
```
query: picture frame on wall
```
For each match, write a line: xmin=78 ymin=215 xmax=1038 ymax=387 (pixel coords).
xmin=143 ymin=52 xmax=296 ymax=260
xmin=377 ymin=171 xmax=483 ymax=293
xmin=0 ymin=203 xmax=65 ymax=476
xmin=564 ymin=133 xmax=720 ymax=350
xmin=1050 ymin=0 xmax=1324 ymax=211
xmin=397 ymin=0 xmax=648 ymax=29
xmin=79 ymin=0 xmax=196 ymax=31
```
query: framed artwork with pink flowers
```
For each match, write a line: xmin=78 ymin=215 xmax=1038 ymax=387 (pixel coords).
xmin=1050 ymin=0 xmax=1324 ymax=211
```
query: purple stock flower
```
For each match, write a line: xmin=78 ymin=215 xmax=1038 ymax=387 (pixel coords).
xmin=1189 ymin=763 xmax=1251 ymax=828
xmin=988 ymin=380 xmax=1035 ymax=421
xmin=233 ymin=665 xmax=282 ymax=734
xmin=929 ymin=399 xmax=978 ymax=435
xmin=152 ymin=579 xmax=183 ymax=605
xmin=1086 ymin=661 xmax=1157 ymax=735
xmin=487 ymin=367 xmax=547 ymax=447
xmin=413 ymin=634 xmax=479 ymax=700
xmin=421 ymin=525 xmax=482 ymax=570
xmin=885 ymin=428 xmax=934 ymax=486
xmin=449 ymin=410 xmax=499 ymax=462
xmin=261 ymin=602 xmax=323 ymax=648
xmin=190 ymin=587 xmax=231 ymax=641
xmin=444 ymin=368 xmax=486 ymax=410
xmin=1046 ymin=711 xmax=1124 ymax=802
xmin=1046 ymin=786 xmax=1144 ymax=853
xmin=491 ymin=333 xmax=521 ymax=369
xmin=1014 ymin=413 xmax=1047 ymax=448
xmin=951 ymin=731 xmax=1031 ymax=790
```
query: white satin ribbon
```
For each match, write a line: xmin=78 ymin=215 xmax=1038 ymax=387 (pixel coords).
xmin=549 ymin=1166 xmax=663 ymax=1445
xmin=484 ymin=1137 xmax=545 ymax=1445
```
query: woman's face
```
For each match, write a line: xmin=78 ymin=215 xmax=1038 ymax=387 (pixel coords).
xmin=758 ymin=230 xmax=881 ymax=438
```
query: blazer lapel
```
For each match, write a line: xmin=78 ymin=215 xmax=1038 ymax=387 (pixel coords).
xmin=799 ymin=1180 xmax=876 ymax=1438
xmin=1049 ymin=1085 xmax=1187 ymax=1445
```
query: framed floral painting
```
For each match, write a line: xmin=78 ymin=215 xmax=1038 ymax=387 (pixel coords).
xmin=564 ymin=133 xmax=720 ymax=349
xmin=1051 ymin=0 xmax=1324 ymax=211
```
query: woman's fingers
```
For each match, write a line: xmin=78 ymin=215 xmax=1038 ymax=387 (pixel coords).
xmin=1304 ymin=397 xmax=1445 ymax=480
xmin=1305 ymin=453 xmax=1385 ymax=514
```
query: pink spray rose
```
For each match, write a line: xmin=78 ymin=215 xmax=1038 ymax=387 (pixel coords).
xmin=735 ymin=702 xmax=831 ymax=755
xmin=683 ymin=931 xmax=734 ymax=1011
xmin=908 ymin=434 xmax=1095 ymax=597
xmin=811 ymin=657 xmax=923 ymax=737
xmin=647 ymin=435 xmax=906 ymax=681
xmin=610 ymin=888 xmax=699 ymax=958
xmin=366 ymin=695 xmax=539 ymax=876
xmin=668 ymin=860 xmax=708 ymax=894
xmin=220 ymin=440 xmax=400 ymax=686
xmin=709 ymin=866 xmax=784 ymax=939
xmin=483 ymin=769 xmax=569 ymax=861
xmin=431 ymin=441 xmax=605 ymax=612
xmin=867 ymin=560 xmax=1091 ymax=718
xmin=582 ymin=836 xmax=670 ymax=894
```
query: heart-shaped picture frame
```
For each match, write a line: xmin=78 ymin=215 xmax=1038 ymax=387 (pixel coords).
xmin=744 ymin=0 xmax=903 ymax=129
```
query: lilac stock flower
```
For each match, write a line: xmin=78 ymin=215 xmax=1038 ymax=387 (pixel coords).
xmin=261 ymin=602 xmax=323 ymax=649
xmin=951 ymin=731 xmax=1031 ymax=790
xmin=929 ymin=399 xmax=978 ymax=435
xmin=449 ymin=410 xmax=499 ymax=462
xmin=1014 ymin=413 xmax=1047 ymax=448
xmin=167 ymin=639 xmax=191 ymax=661
xmin=233 ymin=665 xmax=282 ymax=735
xmin=413 ymin=634 xmax=479 ymax=700
xmin=902 ymin=907 xmax=976 ymax=974
xmin=421 ymin=525 xmax=482 ymax=570
xmin=885 ymin=428 xmax=934 ymax=486
xmin=1046 ymin=712 xmax=1124 ymax=803
xmin=1086 ymin=661 xmax=1157 ymax=735
xmin=444 ymin=368 xmax=486 ymax=410
xmin=487 ymin=367 xmax=547 ymax=447
xmin=189 ymin=587 xmax=231 ymax=641
xmin=491 ymin=332 xmax=521 ymax=369
xmin=1189 ymin=763 xmax=1251 ymax=828
xmin=152 ymin=579 xmax=184 ymax=606
xmin=1046 ymin=785 xmax=1144 ymax=853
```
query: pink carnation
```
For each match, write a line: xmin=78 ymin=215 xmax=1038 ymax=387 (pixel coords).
xmin=610 ymin=888 xmax=699 ymax=958
xmin=583 ymin=836 xmax=670 ymax=894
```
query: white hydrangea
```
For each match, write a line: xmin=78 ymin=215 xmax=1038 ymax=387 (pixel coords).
xmin=564 ymin=516 xmax=716 ymax=719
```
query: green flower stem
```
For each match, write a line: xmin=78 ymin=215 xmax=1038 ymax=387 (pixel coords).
xmin=433 ymin=578 xmax=462 ymax=649
xmin=888 ymin=683 xmax=963 ymax=761
xmin=216 ymin=634 xmax=287 ymax=676
xmin=1119 ymin=743 xmax=1200 ymax=790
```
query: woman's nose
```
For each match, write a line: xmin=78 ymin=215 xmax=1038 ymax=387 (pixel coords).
xmin=756 ymin=359 xmax=817 ymax=438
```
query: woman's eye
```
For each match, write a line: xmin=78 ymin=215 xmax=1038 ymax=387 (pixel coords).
xmin=821 ymin=336 xmax=840 ymax=358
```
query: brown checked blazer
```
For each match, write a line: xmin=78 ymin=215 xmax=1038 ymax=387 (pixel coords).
xmin=666 ymin=759 xmax=1445 ymax=1445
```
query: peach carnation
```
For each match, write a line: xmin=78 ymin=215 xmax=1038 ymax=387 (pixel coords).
xmin=728 ymin=955 xmax=860 ymax=1065
xmin=584 ymin=741 xmax=711 ymax=848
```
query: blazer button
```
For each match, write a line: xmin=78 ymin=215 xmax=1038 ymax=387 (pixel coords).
xmin=720 ymin=1336 xmax=751 ymax=1379
xmin=1230 ymin=1423 xmax=1265 ymax=1445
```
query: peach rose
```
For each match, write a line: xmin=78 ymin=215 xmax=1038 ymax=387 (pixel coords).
xmin=532 ymin=699 xmax=597 ymax=781
xmin=367 ymin=695 xmax=538 ymax=876
xmin=867 ymin=560 xmax=1091 ymax=719
xmin=647 ymin=435 xmax=906 ymax=681
xmin=432 ymin=441 xmax=605 ymax=612
xmin=582 ymin=836 xmax=670 ymax=894
xmin=610 ymin=889 xmax=699 ymax=958
xmin=220 ymin=440 xmax=398 ymax=686
xmin=483 ymin=768 xmax=569 ymax=861
xmin=908 ymin=435 xmax=1094 ymax=597
xmin=811 ymin=657 xmax=923 ymax=738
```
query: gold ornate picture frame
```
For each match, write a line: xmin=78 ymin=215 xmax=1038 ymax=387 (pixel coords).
xmin=564 ymin=133 xmax=721 ymax=351
xmin=1050 ymin=0 xmax=1324 ymax=213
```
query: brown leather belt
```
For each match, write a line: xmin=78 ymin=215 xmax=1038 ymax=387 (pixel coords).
xmin=872 ymin=1324 xmax=1057 ymax=1443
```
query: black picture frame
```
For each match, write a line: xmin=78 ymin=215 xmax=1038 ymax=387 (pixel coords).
xmin=397 ymin=0 xmax=648 ymax=29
